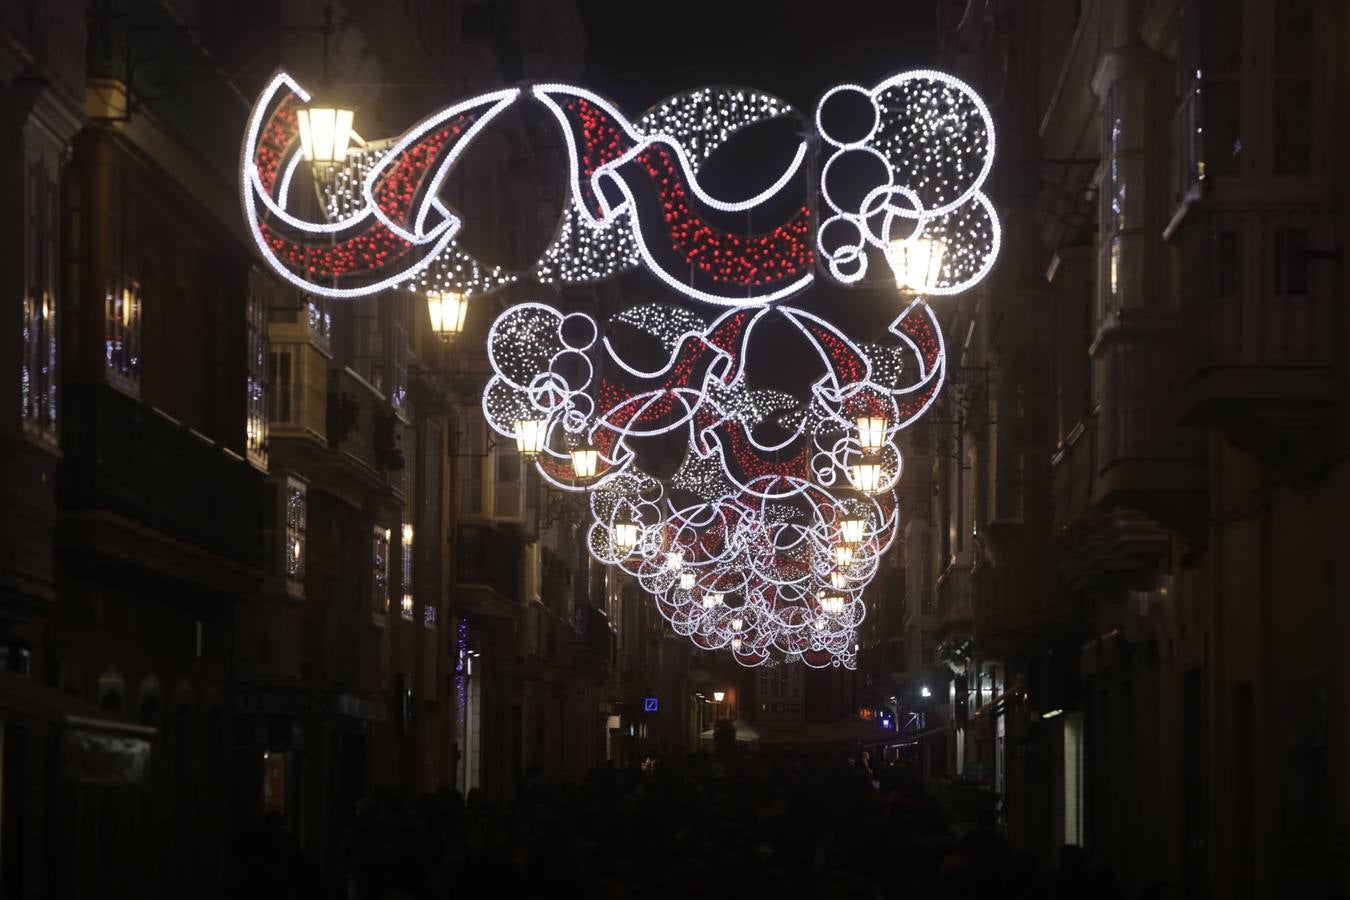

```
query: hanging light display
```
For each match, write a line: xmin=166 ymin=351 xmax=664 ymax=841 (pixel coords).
xmin=239 ymin=66 xmax=999 ymax=670
xmin=426 ymin=290 xmax=469 ymax=342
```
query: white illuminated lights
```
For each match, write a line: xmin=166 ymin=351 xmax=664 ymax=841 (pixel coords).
xmin=239 ymin=67 xmax=1000 ymax=670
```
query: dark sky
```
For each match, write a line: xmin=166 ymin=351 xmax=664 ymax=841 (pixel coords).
xmin=578 ymin=0 xmax=940 ymax=112
xmin=574 ymin=1 xmax=942 ymax=367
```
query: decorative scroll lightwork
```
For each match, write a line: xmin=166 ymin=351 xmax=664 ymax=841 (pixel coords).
xmin=239 ymin=67 xmax=1000 ymax=668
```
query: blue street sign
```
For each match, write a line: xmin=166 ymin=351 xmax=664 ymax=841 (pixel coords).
xmin=643 ymin=697 xmax=659 ymax=713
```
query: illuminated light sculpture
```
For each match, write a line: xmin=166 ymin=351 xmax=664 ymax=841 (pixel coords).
xmin=426 ymin=290 xmax=468 ymax=342
xmin=239 ymin=67 xmax=1000 ymax=670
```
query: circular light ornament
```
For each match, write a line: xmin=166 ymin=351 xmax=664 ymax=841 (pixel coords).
xmin=426 ymin=291 xmax=469 ymax=342
xmin=514 ymin=418 xmax=547 ymax=457
xmin=571 ymin=444 xmax=600 ymax=479
xmin=856 ymin=414 xmax=887 ymax=451
xmin=296 ymin=103 xmax=355 ymax=166
xmin=887 ymin=235 xmax=946 ymax=295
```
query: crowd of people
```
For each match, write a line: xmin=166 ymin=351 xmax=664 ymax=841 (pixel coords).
xmin=228 ymin=738 xmax=1139 ymax=900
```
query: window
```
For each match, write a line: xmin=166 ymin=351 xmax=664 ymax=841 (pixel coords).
xmin=267 ymin=348 xmax=294 ymax=424
xmin=1272 ymin=0 xmax=1313 ymax=174
xmin=459 ymin=418 xmax=484 ymax=515
xmin=246 ymin=289 xmax=268 ymax=468
xmin=22 ymin=162 xmax=58 ymax=440
xmin=424 ymin=604 xmax=437 ymax=628
xmin=400 ymin=519 xmax=414 ymax=621
xmin=104 ymin=172 xmax=141 ymax=391
xmin=306 ymin=295 xmax=331 ymax=344
xmin=1213 ymin=229 xmax=1240 ymax=300
xmin=921 ymin=630 xmax=936 ymax=667
xmin=494 ymin=450 xmax=523 ymax=518
xmin=285 ymin=479 xmax=306 ymax=584
xmin=1177 ymin=0 xmax=1244 ymax=187
xmin=373 ymin=525 xmax=391 ymax=613
xmin=1274 ymin=228 xmax=1309 ymax=297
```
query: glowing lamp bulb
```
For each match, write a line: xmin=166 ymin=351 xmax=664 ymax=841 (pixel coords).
xmin=840 ymin=517 xmax=866 ymax=545
xmin=400 ymin=594 xmax=413 ymax=616
xmin=296 ymin=104 xmax=355 ymax=165
xmin=856 ymin=415 xmax=887 ymax=450
xmin=834 ymin=545 xmax=855 ymax=567
xmin=514 ymin=418 xmax=546 ymax=457
xmin=712 ymin=690 xmax=725 ymax=703
xmin=425 ymin=291 xmax=468 ymax=342
xmin=613 ymin=520 xmax=639 ymax=552
xmin=402 ymin=523 xmax=414 ymax=545
xmin=887 ymin=235 xmax=946 ymax=294
xmin=570 ymin=445 xmax=599 ymax=479
xmin=851 ymin=459 xmax=883 ymax=493
xmin=679 ymin=570 xmax=696 ymax=591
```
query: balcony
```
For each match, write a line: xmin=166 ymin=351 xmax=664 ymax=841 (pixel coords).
xmin=59 ymin=383 xmax=266 ymax=567
xmin=1051 ymin=417 xmax=1172 ymax=593
xmin=1174 ymin=208 xmax=1336 ymax=466
xmin=936 ymin=561 xmax=973 ymax=636
xmin=573 ymin=604 xmax=616 ymax=670
xmin=454 ymin=522 xmax=522 ymax=616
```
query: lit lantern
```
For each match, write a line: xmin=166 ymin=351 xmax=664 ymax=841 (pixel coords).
xmin=400 ymin=594 xmax=414 ymax=617
xmin=887 ymin=235 xmax=946 ymax=294
xmin=665 ymin=550 xmax=684 ymax=571
xmin=731 ymin=637 xmax=742 ymax=652
xmin=402 ymin=523 xmax=414 ymax=545
xmin=514 ymin=418 xmax=546 ymax=457
xmin=814 ymin=619 xmax=826 ymax=632
xmin=834 ymin=544 xmax=855 ymax=567
xmin=840 ymin=517 xmax=866 ymax=545
xmin=856 ymin=414 xmax=887 ymax=450
xmin=570 ymin=444 xmax=599 ymax=479
xmin=712 ymin=690 xmax=726 ymax=703
xmin=426 ymin=291 xmax=469 ymax=342
xmin=830 ymin=570 xmax=849 ymax=590
xmin=851 ymin=458 xmax=883 ymax=493
xmin=730 ymin=616 xmax=743 ymax=633
xmin=679 ymin=570 xmax=696 ymax=591
xmin=613 ymin=519 xmax=639 ymax=553
xmin=296 ymin=103 xmax=355 ymax=166
xmin=703 ymin=591 xmax=724 ymax=609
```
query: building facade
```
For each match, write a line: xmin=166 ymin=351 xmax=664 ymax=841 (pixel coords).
xmin=890 ymin=0 xmax=1349 ymax=894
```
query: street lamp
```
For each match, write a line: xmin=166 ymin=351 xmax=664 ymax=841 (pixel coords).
xmin=850 ymin=457 xmax=883 ymax=493
xmin=514 ymin=418 xmax=546 ymax=457
xmin=712 ymin=690 xmax=725 ymax=703
xmin=887 ymin=235 xmax=946 ymax=294
xmin=856 ymin=414 xmax=887 ymax=450
xmin=296 ymin=102 xmax=355 ymax=167
xmin=570 ymin=444 xmax=599 ymax=479
xmin=425 ymin=290 xmax=469 ymax=343
xmin=613 ymin=518 xmax=639 ymax=553
xmin=834 ymin=544 xmax=855 ymax=567
xmin=839 ymin=516 xmax=866 ymax=545
xmin=679 ymin=570 xmax=696 ymax=591
xmin=829 ymin=570 xmax=849 ymax=590
xmin=702 ymin=591 xmax=724 ymax=609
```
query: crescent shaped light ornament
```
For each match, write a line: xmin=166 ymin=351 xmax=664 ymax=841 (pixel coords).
xmin=238 ymin=67 xmax=1000 ymax=668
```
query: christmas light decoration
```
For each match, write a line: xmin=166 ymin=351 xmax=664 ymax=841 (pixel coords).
xmin=238 ymin=66 xmax=1000 ymax=669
